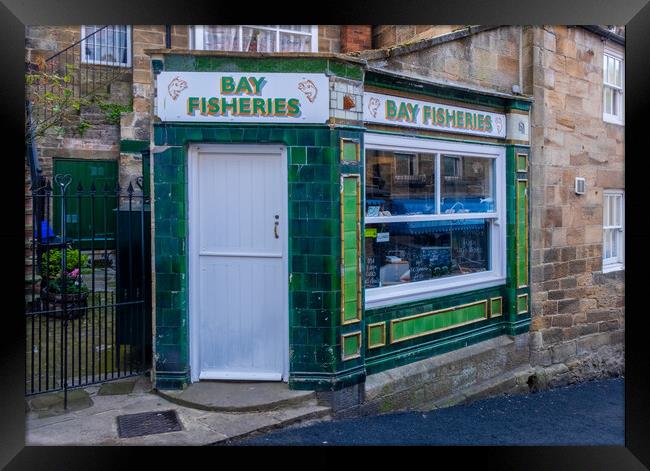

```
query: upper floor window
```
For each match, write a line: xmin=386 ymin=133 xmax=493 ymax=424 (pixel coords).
xmin=81 ymin=25 xmax=131 ymax=67
xmin=192 ymin=26 xmax=318 ymax=53
xmin=603 ymin=48 xmax=624 ymax=125
xmin=602 ymin=190 xmax=624 ymax=273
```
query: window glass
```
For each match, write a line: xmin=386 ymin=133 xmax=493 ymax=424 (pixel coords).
xmin=365 ymin=219 xmax=491 ymax=288
xmin=198 ymin=25 xmax=314 ymax=52
xmin=365 ymin=150 xmax=436 ymax=217
xmin=242 ymin=27 xmax=276 ymax=52
xmin=441 ymin=155 xmax=495 ymax=213
xmin=83 ymin=25 xmax=129 ymax=65
xmin=204 ymin=26 xmax=239 ymax=50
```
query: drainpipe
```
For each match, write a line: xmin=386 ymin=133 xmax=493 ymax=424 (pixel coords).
xmin=165 ymin=25 xmax=171 ymax=49
xmin=519 ymin=26 xmax=523 ymax=91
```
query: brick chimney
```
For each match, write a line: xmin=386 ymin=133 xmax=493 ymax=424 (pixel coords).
xmin=340 ymin=25 xmax=372 ymax=53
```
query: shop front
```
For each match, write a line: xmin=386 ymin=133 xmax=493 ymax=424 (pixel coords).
xmin=147 ymin=51 xmax=531 ymax=397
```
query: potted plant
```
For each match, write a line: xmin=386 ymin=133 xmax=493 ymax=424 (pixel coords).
xmin=40 ymin=248 xmax=90 ymax=318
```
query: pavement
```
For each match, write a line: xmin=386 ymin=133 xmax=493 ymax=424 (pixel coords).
xmin=25 ymin=376 xmax=624 ymax=446
xmin=25 ymin=375 xmax=330 ymax=446
xmin=222 ymin=377 xmax=625 ymax=446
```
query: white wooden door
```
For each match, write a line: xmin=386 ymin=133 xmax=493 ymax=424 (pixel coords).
xmin=189 ymin=144 xmax=288 ymax=381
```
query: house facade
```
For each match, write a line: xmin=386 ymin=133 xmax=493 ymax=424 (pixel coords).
xmin=25 ymin=25 xmax=624 ymax=412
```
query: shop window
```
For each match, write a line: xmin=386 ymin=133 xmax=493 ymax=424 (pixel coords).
xmin=81 ymin=25 xmax=131 ymax=67
xmin=603 ymin=48 xmax=624 ymax=125
xmin=602 ymin=190 xmax=624 ymax=272
xmin=364 ymin=134 xmax=506 ymax=308
xmin=192 ymin=26 xmax=318 ymax=53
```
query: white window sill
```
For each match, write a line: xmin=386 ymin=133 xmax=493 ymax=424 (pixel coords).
xmin=603 ymin=114 xmax=624 ymax=126
xmin=602 ymin=262 xmax=624 ymax=274
xmin=364 ymin=272 xmax=506 ymax=310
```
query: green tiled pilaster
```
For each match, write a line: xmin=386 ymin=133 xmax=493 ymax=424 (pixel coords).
xmin=341 ymin=175 xmax=361 ymax=325
xmin=152 ymin=146 xmax=190 ymax=389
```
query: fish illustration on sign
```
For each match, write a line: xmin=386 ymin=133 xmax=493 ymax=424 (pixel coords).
xmin=298 ymin=79 xmax=318 ymax=103
xmin=494 ymin=116 xmax=503 ymax=135
xmin=368 ymin=97 xmax=380 ymax=118
xmin=168 ymin=76 xmax=188 ymax=101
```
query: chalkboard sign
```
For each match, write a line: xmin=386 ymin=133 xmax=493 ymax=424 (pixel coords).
xmin=422 ymin=246 xmax=452 ymax=267
xmin=407 ymin=246 xmax=452 ymax=282
xmin=365 ymin=256 xmax=380 ymax=288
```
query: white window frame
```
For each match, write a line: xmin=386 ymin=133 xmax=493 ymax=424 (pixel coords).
xmin=80 ymin=25 xmax=132 ymax=67
xmin=363 ymin=132 xmax=507 ymax=309
xmin=602 ymin=189 xmax=625 ymax=273
xmin=603 ymin=47 xmax=624 ymax=125
xmin=191 ymin=25 xmax=318 ymax=52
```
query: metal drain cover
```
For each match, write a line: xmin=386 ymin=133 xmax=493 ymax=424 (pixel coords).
xmin=117 ymin=410 xmax=182 ymax=438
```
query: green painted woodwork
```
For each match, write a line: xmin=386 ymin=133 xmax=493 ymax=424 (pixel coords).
xmin=120 ymin=139 xmax=149 ymax=154
xmin=163 ymin=54 xmax=364 ymax=81
xmin=490 ymin=297 xmax=503 ymax=317
xmin=368 ymin=323 xmax=386 ymax=348
xmin=52 ymin=159 xmax=118 ymax=250
xmin=342 ymin=332 xmax=361 ymax=359
xmin=341 ymin=139 xmax=360 ymax=162
xmin=341 ymin=175 xmax=360 ymax=324
xmin=516 ymin=152 xmax=528 ymax=172
xmin=516 ymin=179 xmax=529 ymax=287
xmin=391 ymin=300 xmax=488 ymax=343
xmin=517 ymin=294 xmax=529 ymax=314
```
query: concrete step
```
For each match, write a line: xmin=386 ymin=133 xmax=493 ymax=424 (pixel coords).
xmin=156 ymin=381 xmax=319 ymax=413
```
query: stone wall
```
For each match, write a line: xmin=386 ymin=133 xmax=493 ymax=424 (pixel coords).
xmin=319 ymin=25 xmax=341 ymax=53
xmin=526 ymin=25 xmax=625 ymax=385
xmin=372 ymin=25 xmax=463 ymax=49
xmin=368 ymin=26 xmax=523 ymax=95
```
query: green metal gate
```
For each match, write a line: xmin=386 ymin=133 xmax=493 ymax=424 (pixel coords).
xmin=52 ymin=159 xmax=118 ymax=249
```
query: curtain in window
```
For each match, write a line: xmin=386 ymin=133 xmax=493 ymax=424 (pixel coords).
xmin=204 ymin=26 xmax=239 ymax=51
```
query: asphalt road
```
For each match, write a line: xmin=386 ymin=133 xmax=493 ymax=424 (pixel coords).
xmin=224 ymin=377 xmax=624 ymax=446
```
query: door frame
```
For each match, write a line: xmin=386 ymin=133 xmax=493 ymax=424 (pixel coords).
xmin=187 ymin=143 xmax=289 ymax=382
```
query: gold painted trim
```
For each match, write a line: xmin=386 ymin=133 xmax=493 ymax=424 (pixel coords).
xmin=341 ymin=331 xmax=362 ymax=361
xmin=363 ymin=84 xmax=504 ymax=114
xmin=507 ymin=108 xmax=530 ymax=116
xmin=365 ymin=123 xmax=504 ymax=145
xmin=340 ymin=174 xmax=362 ymax=326
xmin=389 ymin=299 xmax=489 ymax=344
xmin=516 ymin=152 xmax=528 ymax=172
xmin=517 ymin=293 xmax=529 ymax=315
xmin=340 ymin=137 xmax=360 ymax=163
xmin=367 ymin=321 xmax=387 ymax=349
xmin=505 ymin=139 xmax=530 ymax=146
xmin=516 ymin=178 xmax=529 ymax=289
xmin=490 ymin=296 xmax=503 ymax=318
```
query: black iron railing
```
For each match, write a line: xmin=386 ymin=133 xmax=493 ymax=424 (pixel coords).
xmin=26 ymin=175 xmax=151 ymax=408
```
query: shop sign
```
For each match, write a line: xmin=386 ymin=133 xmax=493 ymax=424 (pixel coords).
xmin=156 ymin=72 xmax=329 ymax=123
xmin=364 ymin=92 xmax=507 ymax=138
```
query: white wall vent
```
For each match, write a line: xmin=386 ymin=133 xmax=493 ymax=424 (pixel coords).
xmin=575 ymin=177 xmax=586 ymax=195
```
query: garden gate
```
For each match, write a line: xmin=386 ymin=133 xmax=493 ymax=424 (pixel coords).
xmin=25 ymin=172 xmax=151 ymax=408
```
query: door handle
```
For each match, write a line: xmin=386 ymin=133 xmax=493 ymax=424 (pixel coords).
xmin=274 ymin=215 xmax=279 ymax=239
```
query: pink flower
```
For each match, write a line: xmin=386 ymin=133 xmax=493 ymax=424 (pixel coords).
xmin=68 ymin=268 xmax=80 ymax=278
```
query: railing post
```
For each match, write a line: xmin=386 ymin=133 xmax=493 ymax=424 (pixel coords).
xmin=55 ymin=174 xmax=72 ymax=409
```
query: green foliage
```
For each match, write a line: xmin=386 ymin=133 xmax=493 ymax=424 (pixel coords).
xmin=41 ymin=248 xmax=90 ymax=280
xmin=97 ymin=101 xmax=132 ymax=125
xmin=46 ymin=275 xmax=90 ymax=295
xmin=77 ymin=119 xmax=92 ymax=137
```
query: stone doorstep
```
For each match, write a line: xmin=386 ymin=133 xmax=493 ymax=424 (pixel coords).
xmin=155 ymin=381 xmax=318 ymax=413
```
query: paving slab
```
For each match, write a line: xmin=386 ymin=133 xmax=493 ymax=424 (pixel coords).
xmin=25 ymin=375 xmax=332 ymax=446
xmin=157 ymin=381 xmax=316 ymax=412
xmin=98 ymin=380 xmax=136 ymax=395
